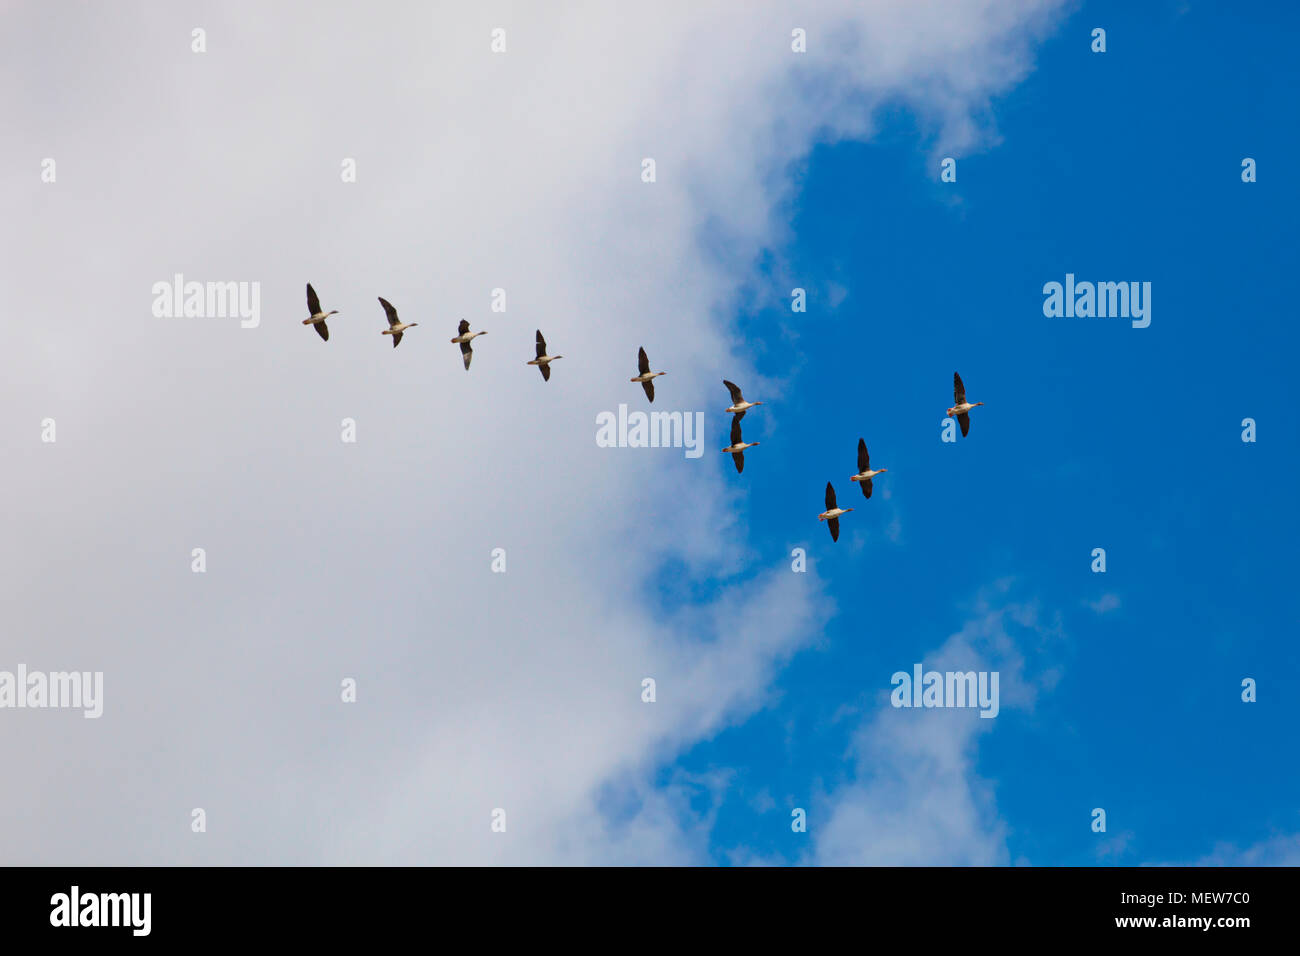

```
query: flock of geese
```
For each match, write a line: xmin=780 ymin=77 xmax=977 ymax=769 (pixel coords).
xmin=304 ymin=282 xmax=553 ymax=375
xmin=303 ymin=283 xmax=985 ymax=543
xmin=813 ymin=374 xmax=984 ymax=541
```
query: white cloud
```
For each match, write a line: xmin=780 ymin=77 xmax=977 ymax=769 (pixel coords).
xmin=1094 ymin=830 xmax=1136 ymax=862
xmin=1189 ymin=832 xmax=1300 ymax=867
xmin=808 ymin=587 xmax=1065 ymax=865
xmin=0 ymin=1 xmax=1064 ymax=863
xmin=1087 ymin=592 xmax=1121 ymax=615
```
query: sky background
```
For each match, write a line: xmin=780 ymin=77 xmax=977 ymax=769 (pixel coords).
xmin=1 ymin=0 xmax=1296 ymax=865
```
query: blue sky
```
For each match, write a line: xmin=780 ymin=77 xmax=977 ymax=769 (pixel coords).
xmin=663 ymin=1 xmax=1300 ymax=865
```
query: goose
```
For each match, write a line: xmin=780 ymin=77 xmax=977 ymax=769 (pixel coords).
xmin=947 ymin=371 xmax=984 ymax=437
xmin=849 ymin=438 xmax=888 ymax=499
xmin=378 ymin=298 xmax=417 ymax=347
xmin=630 ymin=347 xmax=666 ymax=402
xmin=720 ymin=415 xmax=759 ymax=473
xmin=723 ymin=380 xmax=763 ymax=421
xmin=527 ymin=329 xmax=562 ymax=381
xmin=302 ymin=283 xmax=337 ymax=342
xmin=818 ymin=482 xmax=853 ymax=542
xmin=450 ymin=319 xmax=487 ymax=370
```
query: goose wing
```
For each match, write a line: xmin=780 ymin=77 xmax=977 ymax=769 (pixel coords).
xmin=861 ymin=478 xmax=873 ymax=500
xmin=825 ymin=481 xmax=837 ymax=511
xmin=307 ymin=283 xmax=322 ymax=317
xmin=953 ymin=372 xmax=966 ymax=405
xmin=642 ymin=379 xmax=654 ymax=402
xmin=461 ymin=339 xmax=473 ymax=370
xmin=733 ymin=451 xmax=744 ymax=474
xmin=458 ymin=319 xmax=470 ymax=336
xmin=957 ymin=412 xmax=970 ymax=437
xmin=828 ymin=516 xmax=840 ymax=542
xmin=315 ymin=320 xmax=329 ymax=342
xmin=540 ymin=362 xmax=551 ymax=382
xmin=723 ymin=379 xmax=744 ymax=404
xmin=535 ymin=329 xmax=548 ymax=359
xmin=379 ymin=297 xmax=400 ymax=328
xmin=391 ymin=330 xmax=403 ymax=348
xmin=638 ymin=347 xmax=650 ymax=376
xmin=857 ymin=438 xmax=869 ymax=473
xmin=730 ymin=416 xmax=742 ymax=447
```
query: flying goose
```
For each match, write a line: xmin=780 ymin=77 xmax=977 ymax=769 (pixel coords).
xmin=723 ymin=380 xmax=763 ymax=421
xmin=850 ymin=438 xmax=888 ymax=499
xmin=818 ymin=481 xmax=853 ymax=542
xmin=720 ymin=415 xmax=759 ymax=473
xmin=527 ymin=329 xmax=562 ymax=381
xmin=302 ymin=283 xmax=337 ymax=342
xmin=630 ymin=347 xmax=666 ymax=402
xmin=946 ymin=372 xmax=984 ymax=437
xmin=450 ymin=319 xmax=487 ymax=370
xmin=378 ymin=298 xmax=417 ymax=348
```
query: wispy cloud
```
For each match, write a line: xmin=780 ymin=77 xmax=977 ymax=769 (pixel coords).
xmin=806 ymin=585 xmax=1066 ymax=865
xmin=1087 ymin=593 xmax=1121 ymax=615
xmin=1191 ymin=832 xmax=1300 ymax=867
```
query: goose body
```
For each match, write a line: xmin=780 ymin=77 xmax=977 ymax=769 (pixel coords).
xmin=946 ymin=371 xmax=984 ymax=437
xmin=720 ymin=416 xmax=759 ymax=473
xmin=527 ymin=329 xmax=563 ymax=381
xmin=450 ymin=319 xmax=487 ymax=370
xmin=630 ymin=347 xmax=667 ymax=401
xmin=849 ymin=438 xmax=888 ymax=499
xmin=378 ymin=297 xmax=418 ymax=347
xmin=723 ymin=380 xmax=763 ymax=421
xmin=302 ymin=283 xmax=338 ymax=341
xmin=818 ymin=481 xmax=853 ymax=542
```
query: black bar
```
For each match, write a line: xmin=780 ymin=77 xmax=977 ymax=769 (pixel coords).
xmin=0 ymin=866 xmax=1286 ymax=941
